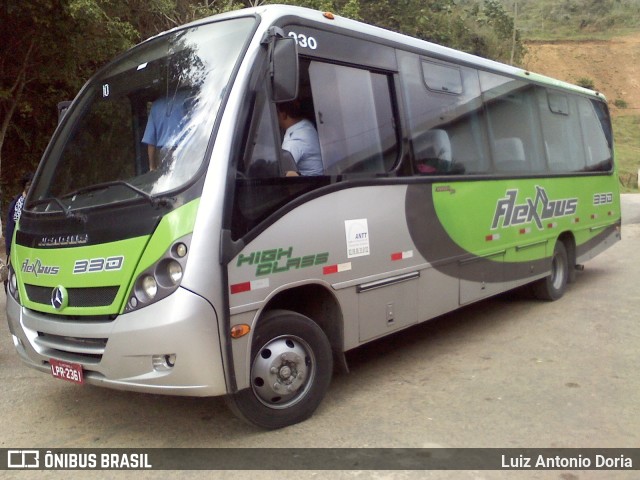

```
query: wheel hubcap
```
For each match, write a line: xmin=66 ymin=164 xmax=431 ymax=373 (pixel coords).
xmin=251 ymin=335 xmax=314 ymax=409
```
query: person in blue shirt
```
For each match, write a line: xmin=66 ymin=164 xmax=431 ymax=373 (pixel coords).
xmin=277 ymin=101 xmax=323 ymax=176
xmin=142 ymin=90 xmax=191 ymax=171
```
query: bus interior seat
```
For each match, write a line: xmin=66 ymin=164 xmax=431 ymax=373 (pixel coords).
xmin=413 ymin=129 xmax=452 ymax=174
xmin=546 ymin=141 xmax=567 ymax=172
xmin=494 ymin=137 xmax=528 ymax=172
xmin=324 ymin=149 xmax=386 ymax=175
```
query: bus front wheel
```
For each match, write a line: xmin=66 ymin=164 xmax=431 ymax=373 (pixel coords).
xmin=226 ymin=310 xmax=333 ymax=429
xmin=532 ymin=241 xmax=569 ymax=301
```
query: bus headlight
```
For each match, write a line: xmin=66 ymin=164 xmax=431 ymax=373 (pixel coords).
xmin=167 ymin=260 xmax=183 ymax=284
xmin=126 ymin=234 xmax=191 ymax=312
xmin=140 ymin=275 xmax=158 ymax=300
xmin=174 ymin=242 xmax=188 ymax=258
xmin=156 ymin=259 xmax=183 ymax=287
xmin=8 ymin=265 xmax=19 ymax=302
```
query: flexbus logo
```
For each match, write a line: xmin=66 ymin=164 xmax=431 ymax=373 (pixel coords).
xmin=21 ymin=259 xmax=60 ymax=277
xmin=491 ymin=186 xmax=578 ymax=231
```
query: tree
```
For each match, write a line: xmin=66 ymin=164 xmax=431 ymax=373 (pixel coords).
xmin=357 ymin=0 xmax=524 ymax=64
xmin=0 ymin=0 xmax=220 ymax=205
xmin=268 ymin=0 xmax=361 ymax=19
xmin=0 ymin=0 xmax=144 ymax=204
xmin=0 ymin=1 xmax=68 ymax=186
xmin=0 ymin=0 xmax=524 ymax=208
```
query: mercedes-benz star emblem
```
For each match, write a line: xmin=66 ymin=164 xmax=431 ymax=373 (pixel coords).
xmin=51 ymin=286 xmax=68 ymax=310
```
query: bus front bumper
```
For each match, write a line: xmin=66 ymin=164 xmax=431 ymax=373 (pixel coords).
xmin=6 ymin=288 xmax=228 ymax=397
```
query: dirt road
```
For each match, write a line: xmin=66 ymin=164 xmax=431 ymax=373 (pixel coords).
xmin=1 ymin=198 xmax=639 ymax=479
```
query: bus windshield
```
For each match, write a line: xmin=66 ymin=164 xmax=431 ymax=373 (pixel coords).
xmin=29 ymin=17 xmax=255 ymax=213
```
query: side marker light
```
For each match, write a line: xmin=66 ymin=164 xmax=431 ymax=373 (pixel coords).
xmin=230 ymin=324 xmax=251 ymax=339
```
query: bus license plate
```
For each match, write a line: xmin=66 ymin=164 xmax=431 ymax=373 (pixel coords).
xmin=50 ymin=359 xmax=84 ymax=385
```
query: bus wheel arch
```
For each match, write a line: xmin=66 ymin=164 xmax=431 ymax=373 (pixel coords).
xmin=262 ymin=284 xmax=345 ymax=367
xmin=532 ymin=234 xmax=574 ymax=301
xmin=226 ymin=308 xmax=333 ymax=429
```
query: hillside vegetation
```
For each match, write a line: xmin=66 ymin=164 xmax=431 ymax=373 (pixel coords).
xmin=492 ymin=0 xmax=640 ymax=40
xmin=1 ymin=0 xmax=638 ymax=199
xmin=612 ymin=116 xmax=640 ymax=192
xmin=0 ymin=0 xmax=526 ymax=205
xmin=523 ymin=28 xmax=640 ymax=192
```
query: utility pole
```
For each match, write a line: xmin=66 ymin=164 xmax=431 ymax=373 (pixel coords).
xmin=510 ymin=0 xmax=518 ymax=65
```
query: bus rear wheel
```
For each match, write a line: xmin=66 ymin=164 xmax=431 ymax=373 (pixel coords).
xmin=532 ymin=241 xmax=569 ymax=301
xmin=226 ymin=310 xmax=333 ymax=429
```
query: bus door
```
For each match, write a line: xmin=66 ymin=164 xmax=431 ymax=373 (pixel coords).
xmin=291 ymin=28 xmax=420 ymax=342
xmin=230 ymin=24 xmax=421 ymax=345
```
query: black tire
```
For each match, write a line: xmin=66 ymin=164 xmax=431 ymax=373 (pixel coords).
xmin=226 ymin=310 xmax=333 ymax=429
xmin=532 ymin=241 xmax=569 ymax=301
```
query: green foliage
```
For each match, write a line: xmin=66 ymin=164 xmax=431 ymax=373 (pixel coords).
xmin=469 ymin=0 xmax=525 ymax=63
xmin=353 ymin=0 xmax=524 ymax=64
xmin=0 ymin=1 xmax=90 ymax=192
xmin=576 ymin=77 xmax=595 ymax=90
xmin=612 ymin=115 xmax=640 ymax=192
xmin=0 ymin=0 xmax=524 ymax=209
xmin=268 ymin=0 xmax=361 ymax=20
xmin=614 ymin=99 xmax=628 ymax=109
xmin=0 ymin=0 xmax=245 ymax=207
xmin=491 ymin=0 xmax=640 ymax=40
xmin=481 ymin=0 xmax=515 ymax=39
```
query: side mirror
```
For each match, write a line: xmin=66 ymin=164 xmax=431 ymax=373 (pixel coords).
xmin=270 ymin=36 xmax=299 ymax=103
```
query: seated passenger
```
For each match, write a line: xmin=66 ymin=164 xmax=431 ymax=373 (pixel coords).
xmin=414 ymin=129 xmax=452 ymax=174
xmin=277 ymin=101 xmax=323 ymax=176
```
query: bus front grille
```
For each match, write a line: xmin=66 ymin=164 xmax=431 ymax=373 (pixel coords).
xmin=35 ymin=332 xmax=107 ymax=364
xmin=25 ymin=284 xmax=119 ymax=308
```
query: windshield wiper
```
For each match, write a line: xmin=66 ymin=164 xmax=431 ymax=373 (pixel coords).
xmin=30 ymin=196 xmax=88 ymax=222
xmin=30 ymin=181 xmax=174 ymax=220
xmin=65 ymin=180 xmax=175 ymax=209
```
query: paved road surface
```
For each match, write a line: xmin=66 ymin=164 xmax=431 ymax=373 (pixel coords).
xmin=1 ymin=195 xmax=639 ymax=480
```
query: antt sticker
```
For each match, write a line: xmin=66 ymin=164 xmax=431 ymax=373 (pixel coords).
xmin=345 ymin=219 xmax=370 ymax=258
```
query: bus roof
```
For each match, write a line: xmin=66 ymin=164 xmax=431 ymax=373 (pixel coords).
xmin=168 ymin=4 xmax=605 ymax=101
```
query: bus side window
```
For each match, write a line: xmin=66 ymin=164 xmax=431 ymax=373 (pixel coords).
xmin=480 ymin=72 xmax=545 ymax=174
xmin=232 ymin=80 xmax=330 ymax=239
xmin=578 ymin=97 xmax=613 ymax=171
xmin=413 ymin=129 xmax=452 ymax=174
xmin=243 ymin=60 xmax=319 ymax=178
xmin=308 ymin=61 xmax=398 ymax=175
xmin=493 ymin=137 xmax=527 ymax=172
xmin=536 ymin=88 xmax=585 ymax=172
xmin=398 ymin=51 xmax=490 ymax=175
xmin=275 ymin=59 xmax=323 ymax=177
xmin=242 ymin=90 xmax=280 ymax=178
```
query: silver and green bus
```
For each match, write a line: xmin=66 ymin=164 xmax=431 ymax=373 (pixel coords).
xmin=6 ymin=5 xmax=620 ymax=429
